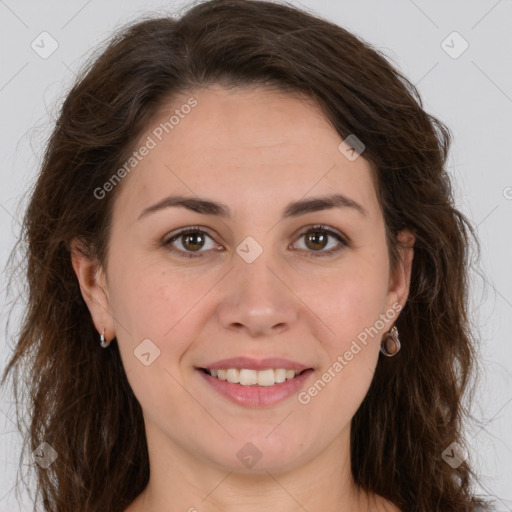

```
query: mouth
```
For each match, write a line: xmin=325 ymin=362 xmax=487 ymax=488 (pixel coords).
xmin=196 ymin=366 xmax=315 ymax=407
xmin=198 ymin=367 xmax=311 ymax=387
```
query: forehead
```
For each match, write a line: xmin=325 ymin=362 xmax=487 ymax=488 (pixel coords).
xmin=113 ymin=85 xmax=380 ymax=222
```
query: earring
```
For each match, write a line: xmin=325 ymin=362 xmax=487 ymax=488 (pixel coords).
xmin=100 ymin=327 xmax=111 ymax=348
xmin=380 ymin=325 xmax=401 ymax=357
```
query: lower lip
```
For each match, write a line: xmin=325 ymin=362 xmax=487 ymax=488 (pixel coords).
xmin=197 ymin=369 xmax=314 ymax=407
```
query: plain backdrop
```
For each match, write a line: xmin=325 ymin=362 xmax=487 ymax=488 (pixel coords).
xmin=0 ymin=0 xmax=511 ymax=510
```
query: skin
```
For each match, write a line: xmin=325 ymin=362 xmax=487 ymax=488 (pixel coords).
xmin=71 ymin=84 xmax=414 ymax=512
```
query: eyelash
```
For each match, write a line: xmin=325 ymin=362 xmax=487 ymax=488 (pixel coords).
xmin=162 ymin=224 xmax=349 ymax=259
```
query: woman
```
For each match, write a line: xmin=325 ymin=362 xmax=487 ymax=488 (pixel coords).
xmin=1 ymin=0 xmax=497 ymax=510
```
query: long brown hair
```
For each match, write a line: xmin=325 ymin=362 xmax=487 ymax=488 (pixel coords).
xmin=2 ymin=1 xmax=496 ymax=510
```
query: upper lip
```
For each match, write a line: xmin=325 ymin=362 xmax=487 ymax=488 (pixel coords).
xmin=199 ymin=357 xmax=312 ymax=371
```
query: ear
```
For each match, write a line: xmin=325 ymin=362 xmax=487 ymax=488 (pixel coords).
xmin=385 ymin=228 xmax=415 ymax=313
xmin=70 ymin=238 xmax=115 ymax=342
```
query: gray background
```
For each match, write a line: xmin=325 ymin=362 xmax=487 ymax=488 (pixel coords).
xmin=1 ymin=0 xmax=511 ymax=510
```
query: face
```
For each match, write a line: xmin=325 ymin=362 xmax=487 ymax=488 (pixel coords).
xmin=73 ymin=84 xmax=414 ymax=475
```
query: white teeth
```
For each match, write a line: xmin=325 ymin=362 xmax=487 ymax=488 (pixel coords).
xmin=257 ymin=369 xmax=274 ymax=386
xmin=226 ymin=368 xmax=239 ymax=383
xmin=275 ymin=368 xmax=287 ymax=383
xmin=285 ymin=369 xmax=296 ymax=380
xmin=240 ymin=369 xmax=258 ymax=385
xmin=206 ymin=368 xmax=304 ymax=386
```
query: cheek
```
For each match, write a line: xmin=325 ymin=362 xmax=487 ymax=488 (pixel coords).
xmin=297 ymin=264 xmax=389 ymax=424
xmin=108 ymin=259 xmax=197 ymax=410
xmin=308 ymin=252 xmax=391 ymax=369
xmin=105 ymin=241 xmax=195 ymax=360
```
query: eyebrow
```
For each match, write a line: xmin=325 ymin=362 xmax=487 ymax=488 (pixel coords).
xmin=137 ymin=193 xmax=368 ymax=221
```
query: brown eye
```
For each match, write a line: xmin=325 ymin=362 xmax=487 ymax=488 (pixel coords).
xmin=163 ymin=227 xmax=219 ymax=258
xmin=180 ymin=231 xmax=206 ymax=251
xmin=304 ymin=230 xmax=329 ymax=251
xmin=292 ymin=225 xmax=348 ymax=257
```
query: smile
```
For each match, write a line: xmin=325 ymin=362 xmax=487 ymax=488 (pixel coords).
xmin=200 ymin=368 xmax=305 ymax=386
xmin=197 ymin=367 xmax=315 ymax=407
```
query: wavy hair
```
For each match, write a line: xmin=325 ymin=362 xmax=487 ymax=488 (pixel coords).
xmin=2 ymin=0 xmax=496 ymax=510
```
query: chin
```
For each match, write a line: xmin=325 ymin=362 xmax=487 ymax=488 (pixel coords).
xmin=206 ymin=437 xmax=310 ymax=475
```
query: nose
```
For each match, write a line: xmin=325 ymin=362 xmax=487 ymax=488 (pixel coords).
xmin=216 ymin=250 xmax=299 ymax=338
